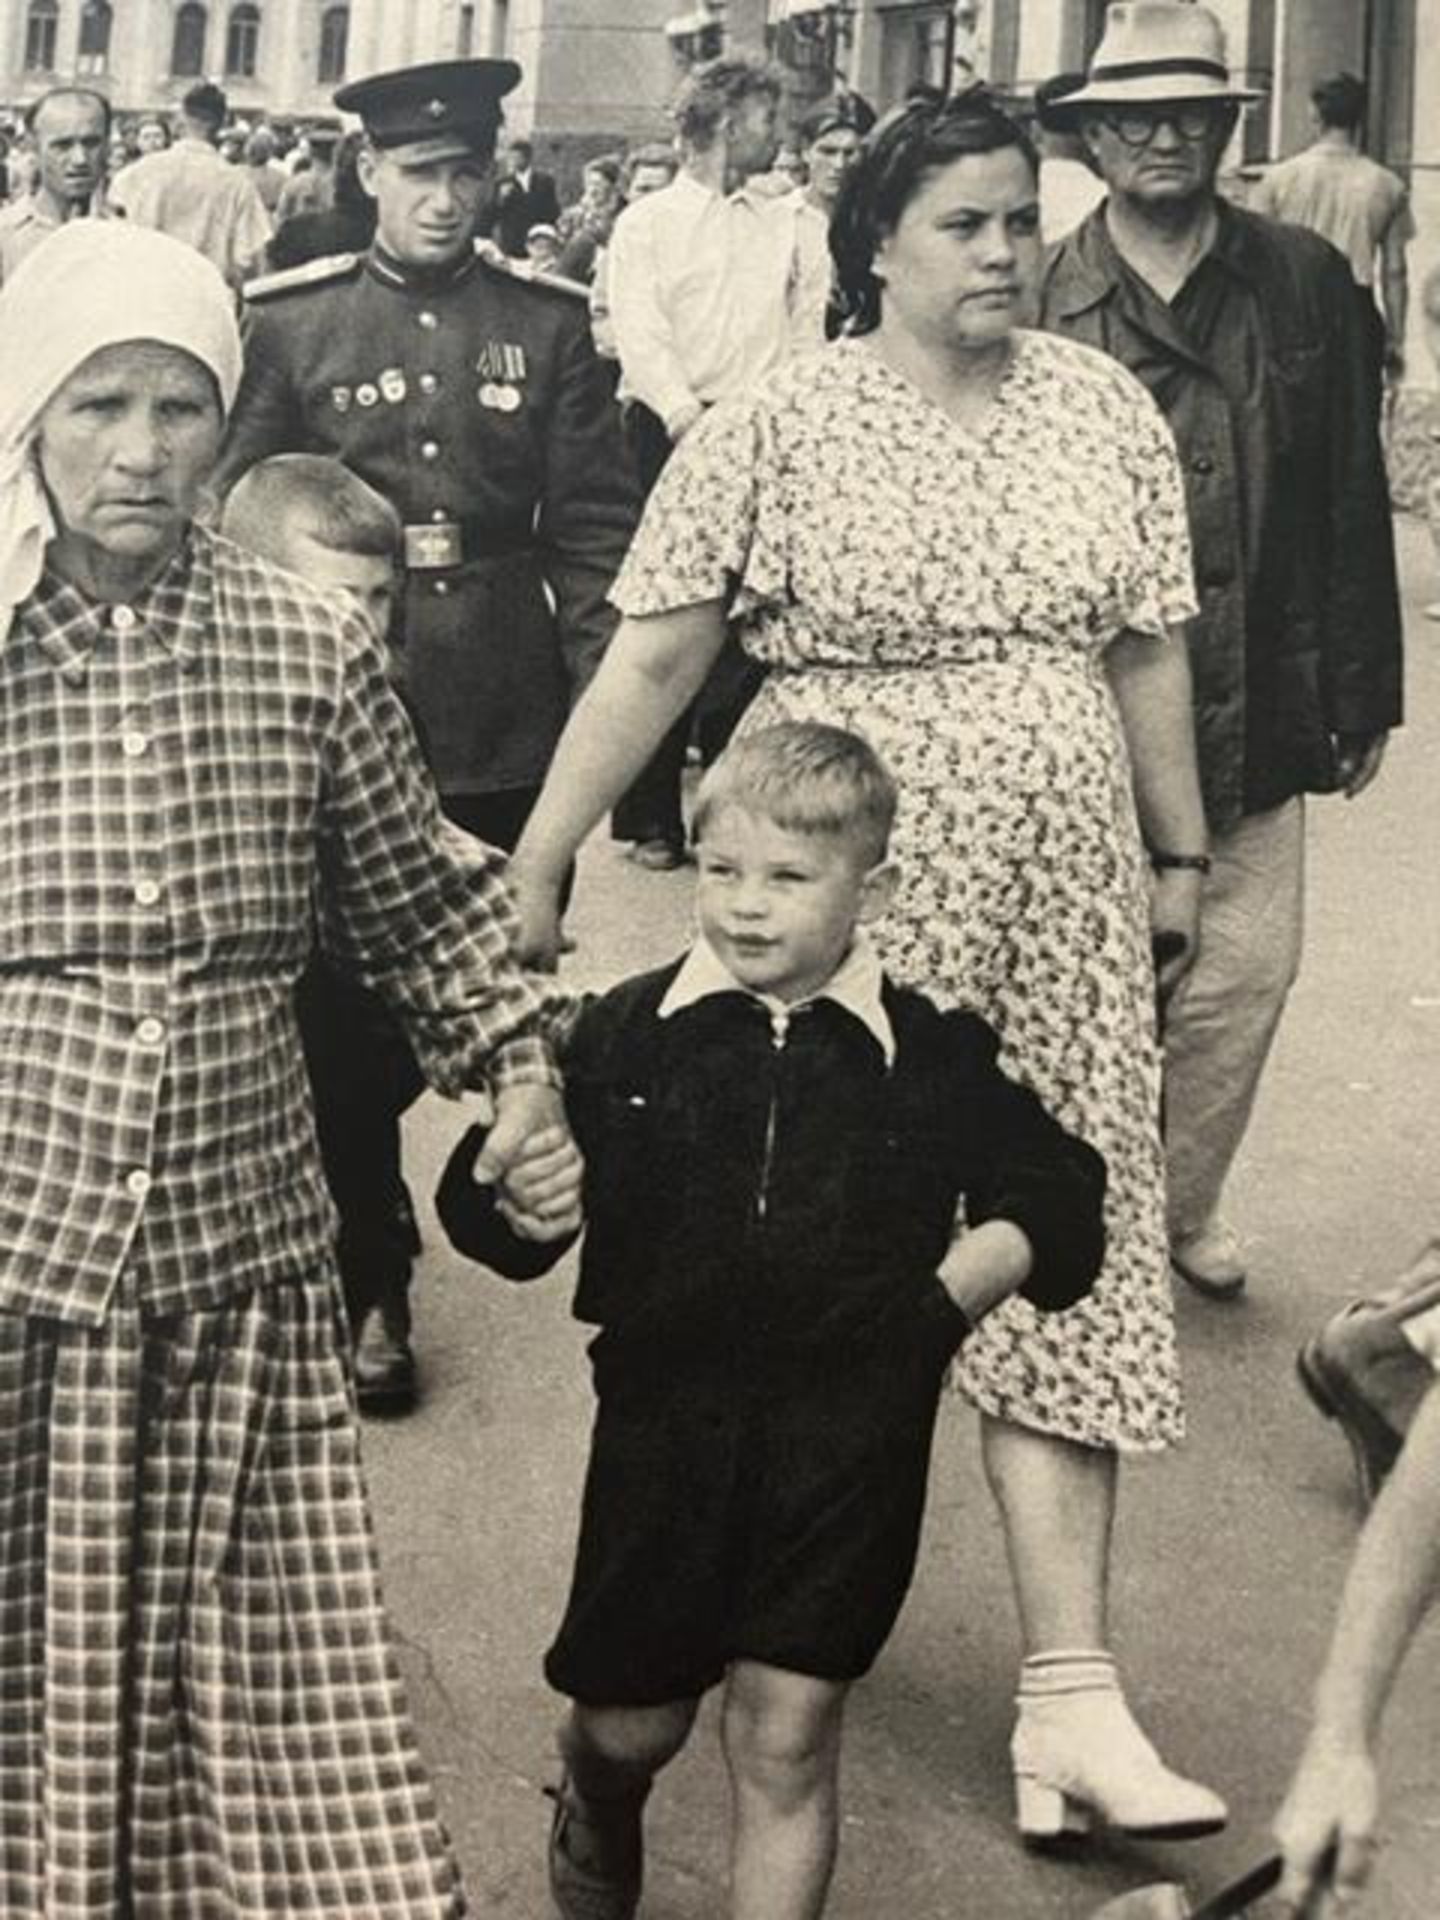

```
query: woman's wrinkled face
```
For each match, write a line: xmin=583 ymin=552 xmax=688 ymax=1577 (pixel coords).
xmin=872 ymin=145 xmax=1041 ymax=353
xmin=36 ymin=341 xmax=223 ymax=569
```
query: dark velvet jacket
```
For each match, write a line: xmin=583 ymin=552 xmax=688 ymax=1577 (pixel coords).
xmin=438 ymin=959 xmax=1107 ymax=1383
xmin=1039 ymin=202 xmax=1403 ymax=832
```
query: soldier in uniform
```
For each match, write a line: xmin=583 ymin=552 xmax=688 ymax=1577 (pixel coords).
xmin=215 ymin=58 xmax=638 ymax=1405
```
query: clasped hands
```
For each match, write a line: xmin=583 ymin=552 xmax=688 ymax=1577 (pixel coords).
xmin=473 ymin=1082 xmax=584 ymax=1241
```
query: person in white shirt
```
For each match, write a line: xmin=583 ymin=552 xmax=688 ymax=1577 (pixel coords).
xmin=108 ymin=80 xmax=271 ymax=290
xmin=1249 ymin=70 xmax=1413 ymax=410
xmin=787 ymin=101 xmax=864 ymax=349
xmin=0 ymin=88 xmax=111 ymax=286
xmin=605 ymin=54 xmax=791 ymax=868
xmin=588 ymin=144 xmax=679 ymax=362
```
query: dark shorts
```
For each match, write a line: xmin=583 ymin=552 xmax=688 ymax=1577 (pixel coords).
xmin=544 ymin=1304 xmax=960 ymax=1708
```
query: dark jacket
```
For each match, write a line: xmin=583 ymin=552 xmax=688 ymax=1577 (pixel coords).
xmin=1038 ymin=201 xmax=1402 ymax=831
xmin=215 ymin=243 xmax=639 ymax=798
xmin=482 ymin=169 xmax=561 ymax=258
xmin=438 ymin=960 xmax=1107 ymax=1385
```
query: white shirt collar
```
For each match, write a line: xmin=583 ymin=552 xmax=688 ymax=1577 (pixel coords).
xmin=657 ymin=933 xmax=895 ymax=1065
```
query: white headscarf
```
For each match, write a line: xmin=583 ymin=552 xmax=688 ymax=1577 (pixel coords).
xmin=0 ymin=220 xmax=243 ymax=639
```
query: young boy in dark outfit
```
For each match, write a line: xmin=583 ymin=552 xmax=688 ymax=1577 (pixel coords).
xmin=221 ymin=456 xmax=428 ymax=1411
xmin=438 ymin=722 xmax=1108 ymax=1920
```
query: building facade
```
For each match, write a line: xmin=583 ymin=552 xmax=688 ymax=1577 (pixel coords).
xmin=4 ymin=0 xmax=1433 ymax=348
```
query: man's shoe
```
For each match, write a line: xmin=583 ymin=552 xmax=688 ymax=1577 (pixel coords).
xmin=1296 ymin=1301 xmax=1424 ymax=1506
xmin=1170 ymin=1219 xmax=1247 ymax=1301
xmin=546 ymin=1772 xmax=644 ymax=1920
xmin=353 ymin=1305 xmax=418 ymax=1414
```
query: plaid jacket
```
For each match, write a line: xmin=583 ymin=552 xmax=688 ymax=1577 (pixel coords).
xmin=0 ymin=526 xmax=558 ymax=1326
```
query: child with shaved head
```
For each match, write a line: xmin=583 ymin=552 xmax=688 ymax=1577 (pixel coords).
xmin=221 ymin=454 xmax=425 ymax=1409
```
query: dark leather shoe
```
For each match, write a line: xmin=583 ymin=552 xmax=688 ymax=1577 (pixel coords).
xmin=1296 ymin=1314 xmax=1406 ymax=1508
xmin=546 ymin=1772 xmax=643 ymax=1920
xmin=353 ymin=1306 xmax=418 ymax=1414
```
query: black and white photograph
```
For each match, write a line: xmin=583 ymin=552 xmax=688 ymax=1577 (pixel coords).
xmin=0 ymin=1 xmax=1435 ymax=1915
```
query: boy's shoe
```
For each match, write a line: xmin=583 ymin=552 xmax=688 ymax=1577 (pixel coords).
xmin=546 ymin=1772 xmax=644 ymax=1920
xmin=353 ymin=1304 xmax=418 ymax=1414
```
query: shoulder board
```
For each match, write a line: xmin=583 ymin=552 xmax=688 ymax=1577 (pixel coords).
xmin=242 ymin=251 xmax=362 ymax=302
xmin=474 ymin=242 xmax=590 ymax=301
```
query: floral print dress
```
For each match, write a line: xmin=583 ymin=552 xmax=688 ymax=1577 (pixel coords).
xmin=611 ymin=331 xmax=1198 ymax=1451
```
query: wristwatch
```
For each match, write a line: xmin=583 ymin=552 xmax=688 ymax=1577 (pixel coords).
xmin=1150 ymin=850 xmax=1212 ymax=874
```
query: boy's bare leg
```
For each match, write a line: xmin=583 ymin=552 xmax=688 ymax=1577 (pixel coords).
xmin=551 ymin=1698 xmax=698 ymax=1913
xmin=721 ymin=1661 xmax=848 ymax=1920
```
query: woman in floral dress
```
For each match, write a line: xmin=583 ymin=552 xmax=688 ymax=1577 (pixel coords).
xmin=513 ymin=93 xmax=1223 ymax=1846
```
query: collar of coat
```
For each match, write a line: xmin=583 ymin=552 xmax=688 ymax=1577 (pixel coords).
xmin=658 ymin=932 xmax=896 ymax=1066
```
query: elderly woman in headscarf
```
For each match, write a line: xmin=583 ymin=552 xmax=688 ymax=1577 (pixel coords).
xmin=0 ymin=220 xmax=579 ymax=1919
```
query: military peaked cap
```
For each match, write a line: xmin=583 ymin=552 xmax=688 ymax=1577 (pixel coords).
xmin=334 ymin=59 xmax=521 ymax=149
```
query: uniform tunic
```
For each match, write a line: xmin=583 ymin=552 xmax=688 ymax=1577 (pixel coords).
xmin=0 ymin=526 xmax=559 ymax=1916
xmin=216 ymin=243 xmax=639 ymax=799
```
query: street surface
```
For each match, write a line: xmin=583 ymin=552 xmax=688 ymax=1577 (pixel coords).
xmin=364 ymin=513 xmax=1440 ymax=1918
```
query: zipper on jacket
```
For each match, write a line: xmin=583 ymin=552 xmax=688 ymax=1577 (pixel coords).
xmin=755 ymin=1004 xmax=791 ymax=1223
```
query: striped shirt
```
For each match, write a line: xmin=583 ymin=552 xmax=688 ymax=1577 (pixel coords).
xmin=0 ymin=525 xmax=558 ymax=1326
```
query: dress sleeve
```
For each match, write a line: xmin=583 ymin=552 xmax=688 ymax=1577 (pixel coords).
xmin=1117 ymin=380 xmax=1199 ymax=640
xmin=610 ymin=390 xmax=791 ymax=620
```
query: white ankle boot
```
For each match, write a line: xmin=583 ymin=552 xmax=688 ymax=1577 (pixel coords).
xmin=1011 ymin=1652 xmax=1228 ymax=1842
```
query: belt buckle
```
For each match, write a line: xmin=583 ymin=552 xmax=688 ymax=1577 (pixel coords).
xmin=404 ymin=521 xmax=462 ymax=570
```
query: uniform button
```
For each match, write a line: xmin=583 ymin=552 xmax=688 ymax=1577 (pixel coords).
xmin=1191 ymin=454 xmax=1215 ymax=475
xmin=111 ymin=604 xmax=137 ymax=631
xmin=122 ymin=730 xmax=149 ymax=757
xmin=135 ymin=1016 xmax=165 ymax=1045
xmin=433 ymin=579 xmax=450 ymax=597
xmin=420 ymin=440 xmax=440 ymax=461
xmin=419 ymin=372 xmax=439 ymax=395
xmin=430 ymin=506 xmax=448 ymax=522
xmin=126 ymin=1168 xmax=152 ymax=1199
xmin=134 ymin=878 xmax=161 ymax=907
xmin=418 ymin=309 xmax=438 ymax=330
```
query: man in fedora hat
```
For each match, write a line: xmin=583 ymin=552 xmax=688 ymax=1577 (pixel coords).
xmin=1038 ymin=1 xmax=1402 ymax=1303
xmin=215 ymin=58 xmax=638 ymax=1408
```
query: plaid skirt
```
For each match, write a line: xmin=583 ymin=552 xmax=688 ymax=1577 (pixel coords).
xmin=0 ymin=1276 xmax=467 ymax=1919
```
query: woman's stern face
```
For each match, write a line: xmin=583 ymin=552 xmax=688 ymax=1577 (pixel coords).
xmin=874 ymin=145 xmax=1041 ymax=354
xmin=36 ymin=341 xmax=223 ymax=581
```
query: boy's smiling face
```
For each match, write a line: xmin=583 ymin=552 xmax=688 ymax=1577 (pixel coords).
xmin=693 ymin=805 xmax=894 ymax=1005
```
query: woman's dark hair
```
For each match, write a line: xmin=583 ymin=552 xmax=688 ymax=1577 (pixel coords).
xmin=830 ymin=87 xmax=1037 ymax=335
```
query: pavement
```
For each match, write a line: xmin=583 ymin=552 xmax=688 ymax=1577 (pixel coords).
xmin=361 ymin=512 xmax=1440 ymax=1919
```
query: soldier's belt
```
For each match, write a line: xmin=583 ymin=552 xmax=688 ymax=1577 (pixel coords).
xmin=402 ymin=519 xmax=535 ymax=572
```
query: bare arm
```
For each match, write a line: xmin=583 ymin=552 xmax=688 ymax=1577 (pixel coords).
xmin=1275 ymin=1382 xmax=1440 ymax=1914
xmin=1379 ymin=219 xmax=1410 ymax=372
xmin=511 ymin=599 xmax=729 ymax=961
xmin=1104 ymin=626 xmax=1207 ymax=1006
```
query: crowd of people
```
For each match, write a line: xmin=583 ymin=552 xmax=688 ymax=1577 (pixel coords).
xmin=0 ymin=1 xmax=1435 ymax=1916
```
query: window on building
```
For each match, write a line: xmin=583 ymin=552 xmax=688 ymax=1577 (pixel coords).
xmin=457 ymin=4 xmax=475 ymax=56
xmin=23 ymin=0 xmax=59 ymax=71
xmin=171 ymin=2 xmax=209 ymax=76
xmin=76 ymin=0 xmax=113 ymax=74
xmin=318 ymin=4 xmax=348 ymax=83
xmin=225 ymin=2 xmax=260 ymax=76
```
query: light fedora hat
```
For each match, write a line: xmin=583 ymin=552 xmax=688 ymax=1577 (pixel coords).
xmin=1061 ymin=1 xmax=1262 ymax=109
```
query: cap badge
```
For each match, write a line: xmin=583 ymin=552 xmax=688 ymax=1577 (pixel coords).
xmin=423 ymin=97 xmax=448 ymax=121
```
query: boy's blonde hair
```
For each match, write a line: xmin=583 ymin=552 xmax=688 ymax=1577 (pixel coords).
xmin=691 ymin=722 xmax=898 ymax=868
xmin=220 ymin=454 xmax=402 ymax=566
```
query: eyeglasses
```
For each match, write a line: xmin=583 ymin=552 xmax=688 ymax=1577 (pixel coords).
xmin=1102 ymin=104 xmax=1225 ymax=148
